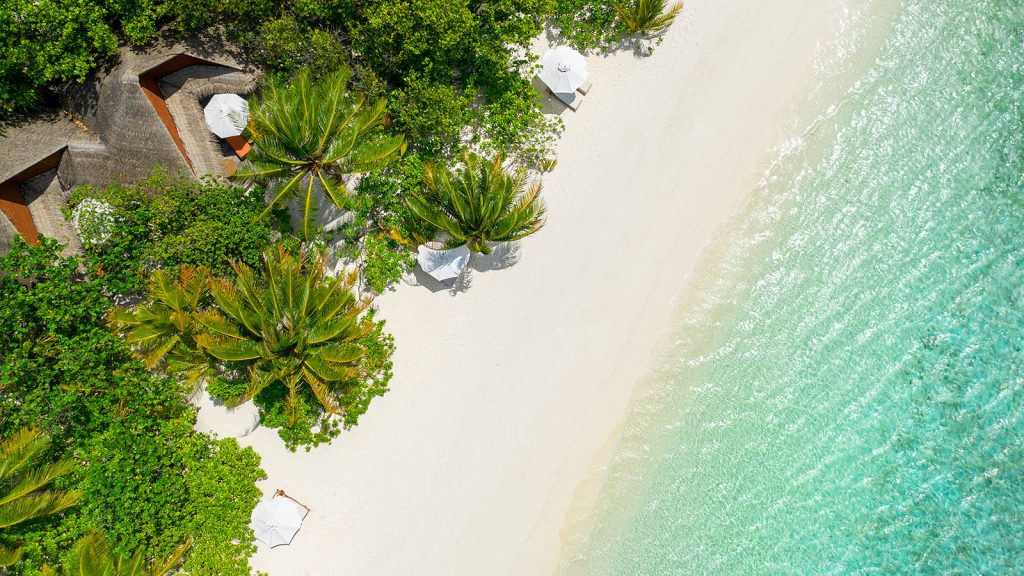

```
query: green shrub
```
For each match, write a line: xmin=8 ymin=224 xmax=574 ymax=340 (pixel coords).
xmin=360 ymin=232 xmax=415 ymax=294
xmin=549 ymin=0 xmax=629 ymax=50
xmin=390 ymin=73 xmax=474 ymax=158
xmin=339 ymin=155 xmax=432 ymax=293
xmin=68 ymin=169 xmax=283 ymax=293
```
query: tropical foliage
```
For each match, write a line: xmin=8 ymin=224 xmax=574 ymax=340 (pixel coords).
xmin=196 ymin=245 xmax=380 ymax=425
xmin=0 ymin=428 xmax=81 ymax=567
xmin=41 ymin=533 xmax=188 ymax=576
xmin=69 ymin=170 xmax=282 ymax=293
xmin=236 ymin=67 xmax=406 ymax=240
xmin=107 ymin=266 xmax=214 ymax=387
xmin=614 ymin=0 xmax=684 ymax=35
xmin=406 ymin=153 xmax=546 ymax=254
xmin=0 ymin=239 xmax=265 ymax=576
xmin=0 ymin=0 xmax=663 ymax=570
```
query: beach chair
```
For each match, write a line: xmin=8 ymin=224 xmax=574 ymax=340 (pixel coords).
xmin=576 ymin=79 xmax=593 ymax=95
xmin=550 ymin=90 xmax=582 ymax=111
xmin=274 ymin=489 xmax=311 ymax=519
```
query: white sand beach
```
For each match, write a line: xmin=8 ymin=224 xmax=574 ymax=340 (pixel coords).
xmin=229 ymin=1 xmax=858 ymax=574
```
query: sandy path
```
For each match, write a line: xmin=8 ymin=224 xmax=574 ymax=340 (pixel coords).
xmin=236 ymin=2 xmax=859 ymax=573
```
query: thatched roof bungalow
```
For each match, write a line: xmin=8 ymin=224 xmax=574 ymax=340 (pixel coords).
xmin=0 ymin=112 xmax=95 ymax=255
xmin=0 ymin=33 xmax=259 ymax=254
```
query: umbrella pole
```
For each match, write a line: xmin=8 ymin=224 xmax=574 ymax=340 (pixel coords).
xmin=275 ymin=489 xmax=311 ymax=516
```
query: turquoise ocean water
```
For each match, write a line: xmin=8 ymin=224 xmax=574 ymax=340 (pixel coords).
xmin=558 ymin=1 xmax=1024 ymax=574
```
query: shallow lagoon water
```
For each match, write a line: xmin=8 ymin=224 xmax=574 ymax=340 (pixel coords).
xmin=559 ymin=1 xmax=1024 ymax=574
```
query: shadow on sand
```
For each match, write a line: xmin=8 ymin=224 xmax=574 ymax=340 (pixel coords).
xmin=404 ymin=242 xmax=521 ymax=295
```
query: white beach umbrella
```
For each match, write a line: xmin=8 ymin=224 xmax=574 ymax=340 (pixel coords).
xmin=417 ymin=244 xmax=471 ymax=282
xmin=204 ymin=93 xmax=249 ymax=139
xmin=540 ymin=46 xmax=588 ymax=94
xmin=250 ymin=498 xmax=303 ymax=547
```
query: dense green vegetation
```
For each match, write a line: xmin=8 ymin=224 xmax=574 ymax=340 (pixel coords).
xmin=0 ymin=239 xmax=265 ymax=575
xmin=1 ymin=0 xmax=641 ymax=151
xmin=1 ymin=0 xmax=686 ymax=572
xmin=109 ymin=245 xmax=394 ymax=449
xmin=68 ymin=170 xmax=285 ymax=293
xmin=40 ymin=532 xmax=188 ymax=576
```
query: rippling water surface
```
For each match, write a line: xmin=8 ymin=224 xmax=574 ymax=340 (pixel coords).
xmin=559 ymin=1 xmax=1024 ymax=573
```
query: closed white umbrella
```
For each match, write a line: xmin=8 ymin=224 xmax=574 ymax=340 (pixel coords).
xmin=417 ymin=245 xmax=471 ymax=282
xmin=251 ymin=497 xmax=303 ymax=547
xmin=204 ymin=93 xmax=249 ymax=139
xmin=540 ymin=46 xmax=588 ymax=94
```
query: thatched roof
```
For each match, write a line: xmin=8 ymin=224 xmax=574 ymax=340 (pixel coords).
xmin=0 ymin=112 xmax=92 ymax=185
xmin=0 ymin=211 xmax=18 ymax=255
xmin=22 ymin=170 xmax=84 ymax=256
xmin=63 ymin=31 xmax=257 ymax=185
xmin=161 ymin=64 xmax=259 ymax=177
xmin=0 ymin=112 xmax=91 ymax=254
xmin=0 ymin=30 xmax=258 ymax=253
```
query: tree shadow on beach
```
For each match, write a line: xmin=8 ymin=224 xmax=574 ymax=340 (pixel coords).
xmin=404 ymin=242 xmax=519 ymax=295
xmin=470 ymin=242 xmax=520 ymax=273
xmin=406 ymin=265 xmax=471 ymax=295
xmin=542 ymin=23 xmax=668 ymax=60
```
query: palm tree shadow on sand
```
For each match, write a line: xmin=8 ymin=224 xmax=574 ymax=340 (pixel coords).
xmin=405 ymin=242 xmax=521 ymax=295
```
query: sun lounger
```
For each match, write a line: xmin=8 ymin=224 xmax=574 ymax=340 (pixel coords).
xmin=550 ymin=90 xmax=582 ymax=111
xmin=576 ymin=79 xmax=593 ymax=95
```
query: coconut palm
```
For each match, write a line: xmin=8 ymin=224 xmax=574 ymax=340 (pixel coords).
xmin=107 ymin=266 xmax=213 ymax=388
xmin=405 ymin=153 xmax=546 ymax=254
xmin=235 ymin=67 xmax=406 ymax=240
xmin=41 ymin=532 xmax=189 ymax=576
xmin=194 ymin=245 xmax=373 ymax=424
xmin=615 ymin=0 xmax=684 ymax=35
xmin=0 ymin=428 xmax=81 ymax=567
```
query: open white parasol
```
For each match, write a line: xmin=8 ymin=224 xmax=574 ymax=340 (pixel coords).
xmin=539 ymin=46 xmax=588 ymax=94
xmin=204 ymin=93 xmax=249 ymax=139
xmin=417 ymin=245 xmax=472 ymax=282
xmin=250 ymin=497 xmax=303 ymax=547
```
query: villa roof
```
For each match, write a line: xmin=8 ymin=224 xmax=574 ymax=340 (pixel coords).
xmin=63 ymin=32 xmax=258 ymax=186
xmin=0 ymin=112 xmax=93 ymax=185
xmin=0 ymin=30 xmax=259 ymax=254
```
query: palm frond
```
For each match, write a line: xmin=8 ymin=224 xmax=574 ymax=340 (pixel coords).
xmin=405 ymin=152 xmax=546 ymax=253
xmin=615 ymin=0 xmax=684 ymax=34
xmin=0 ymin=544 xmax=24 ymax=568
xmin=197 ymin=246 xmax=374 ymax=419
xmin=236 ymin=66 xmax=403 ymax=240
xmin=0 ymin=428 xmax=80 ymax=537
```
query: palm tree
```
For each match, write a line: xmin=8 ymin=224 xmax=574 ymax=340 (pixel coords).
xmin=107 ymin=266 xmax=213 ymax=388
xmin=615 ymin=0 xmax=684 ymax=35
xmin=405 ymin=153 xmax=546 ymax=254
xmin=41 ymin=532 xmax=189 ymax=576
xmin=194 ymin=246 xmax=373 ymax=424
xmin=0 ymin=428 xmax=81 ymax=567
xmin=235 ymin=67 xmax=406 ymax=240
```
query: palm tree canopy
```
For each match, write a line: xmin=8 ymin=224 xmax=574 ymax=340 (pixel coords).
xmin=615 ymin=0 xmax=684 ymax=34
xmin=0 ymin=428 xmax=81 ymax=567
xmin=41 ymin=532 xmax=189 ymax=576
xmin=107 ymin=266 xmax=213 ymax=387
xmin=194 ymin=246 xmax=372 ymax=423
xmin=405 ymin=152 xmax=546 ymax=254
xmin=235 ymin=67 xmax=406 ymax=240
